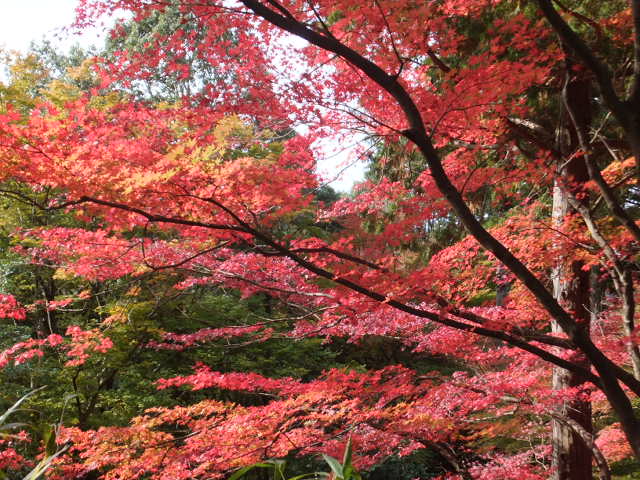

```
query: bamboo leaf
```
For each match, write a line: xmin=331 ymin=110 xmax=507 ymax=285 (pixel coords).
xmin=0 ymin=387 xmax=46 ymax=426
xmin=227 ymin=463 xmax=275 ymax=480
xmin=287 ymin=473 xmax=329 ymax=480
xmin=22 ymin=444 xmax=69 ymax=480
xmin=342 ymin=437 xmax=353 ymax=468
xmin=322 ymin=454 xmax=344 ymax=479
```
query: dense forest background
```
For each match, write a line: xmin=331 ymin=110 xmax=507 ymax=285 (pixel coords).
xmin=2 ymin=1 xmax=640 ymax=479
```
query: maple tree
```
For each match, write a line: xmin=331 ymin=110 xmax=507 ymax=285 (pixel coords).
xmin=2 ymin=0 xmax=640 ymax=478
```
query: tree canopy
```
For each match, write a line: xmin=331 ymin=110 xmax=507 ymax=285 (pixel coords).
xmin=2 ymin=0 xmax=640 ymax=479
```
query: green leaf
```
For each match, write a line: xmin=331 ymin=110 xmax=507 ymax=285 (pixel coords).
xmin=342 ymin=437 xmax=353 ymax=467
xmin=43 ymin=424 xmax=57 ymax=456
xmin=343 ymin=466 xmax=353 ymax=479
xmin=0 ymin=422 xmax=27 ymax=431
xmin=0 ymin=386 xmax=46 ymax=426
xmin=22 ymin=444 xmax=69 ymax=480
xmin=287 ymin=474 xmax=329 ymax=480
xmin=227 ymin=462 xmax=275 ymax=480
xmin=271 ymin=459 xmax=287 ymax=480
xmin=322 ymin=454 xmax=344 ymax=479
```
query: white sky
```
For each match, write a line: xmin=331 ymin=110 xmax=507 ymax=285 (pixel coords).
xmin=0 ymin=0 xmax=103 ymax=53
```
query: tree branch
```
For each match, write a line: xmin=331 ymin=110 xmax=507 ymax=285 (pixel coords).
xmin=234 ymin=1 xmax=640 ymax=452
xmin=535 ymin=0 xmax=629 ymax=126
xmin=82 ymin=193 xmax=602 ymax=387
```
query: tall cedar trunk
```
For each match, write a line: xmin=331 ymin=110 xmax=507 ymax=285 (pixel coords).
xmin=550 ymin=64 xmax=594 ymax=480
xmin=550 ymin=244 xmax=593 ymax=479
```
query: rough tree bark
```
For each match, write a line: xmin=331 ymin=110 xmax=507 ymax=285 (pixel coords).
xmin=550 ymin=61 xmax=594 ymax=480
xmin=550 ymin=210 xmax=594 ymax=480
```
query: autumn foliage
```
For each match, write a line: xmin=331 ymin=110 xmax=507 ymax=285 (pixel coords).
xmin=2 ymin=0 xmax=640 ymax=479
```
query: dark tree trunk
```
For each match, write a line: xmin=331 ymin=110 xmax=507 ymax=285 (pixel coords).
xmin=550 ymin=63 xmax=594 ymax=480
xmin=550 ymin=256 xmax=593 ymax=480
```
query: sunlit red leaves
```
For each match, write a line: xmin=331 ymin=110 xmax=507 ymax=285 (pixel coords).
xmin=148 ymin=325 xmax=266 ymax=351
xmin=0 ymin=0 xmax=635 ymax=477
xmin=0 ymin=326 xmax=112 ymax=369
xmin=596 ymin=423 xmax=634 ymax=463
xmin=466 ymin=446 xmax=550 ymax=480
xmin=57 ymin=367 xmax=452 ymax=478
xmin=51 ymin=362 xmax=563 ymax=479
xmin=0 ymin=294 xmax=26 ymax=321
xmin=0 ymin=433 xmax=31 ymax=473
xmin=65 ymin=326 xmax=114 ymax=367
xmin=1 ymin=99 xmax=317 ymax=239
